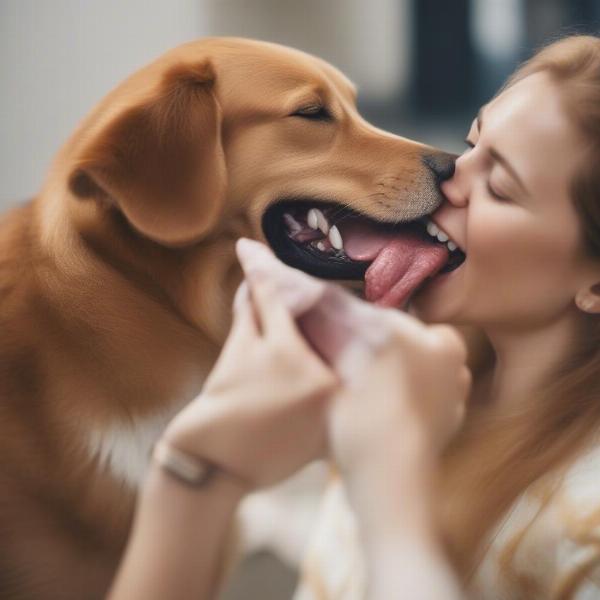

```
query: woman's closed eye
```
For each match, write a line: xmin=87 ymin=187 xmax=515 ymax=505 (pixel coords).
xmin=487 ymin=171 xmax=513 ymax=202
xmin=487 ymin=182 xmax=510 ymax=202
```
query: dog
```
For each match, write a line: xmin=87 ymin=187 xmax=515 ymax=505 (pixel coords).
xmin=0 ymin=37 xmax=457 ymax=599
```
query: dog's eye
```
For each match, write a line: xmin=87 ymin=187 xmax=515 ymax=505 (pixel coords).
xmin=291 ymin=105 xmax=333 ymax=122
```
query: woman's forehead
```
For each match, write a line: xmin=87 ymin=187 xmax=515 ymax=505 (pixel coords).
xmin=482 ymin=73 xmax=586 ymax=198
xmin=487 ymin=73 xmax=568 ymax=137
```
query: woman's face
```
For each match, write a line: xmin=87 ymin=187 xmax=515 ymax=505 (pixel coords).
xmin=412 ymin=72 xmax=595 ymax=330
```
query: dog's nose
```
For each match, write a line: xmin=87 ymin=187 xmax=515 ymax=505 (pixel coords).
xmin=422 ymin=152 xmax=456 ymax=184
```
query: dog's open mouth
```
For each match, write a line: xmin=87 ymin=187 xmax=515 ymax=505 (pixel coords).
xmin=263 ymin=200 xmax=466 ymax=308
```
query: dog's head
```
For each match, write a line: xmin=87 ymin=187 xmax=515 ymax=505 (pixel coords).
xmin=61 ymin=38 xmax=464 ymax=335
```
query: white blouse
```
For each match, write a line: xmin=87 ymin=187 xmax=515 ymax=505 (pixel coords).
xmin=294 ymin=444 xmax=600 ymax=599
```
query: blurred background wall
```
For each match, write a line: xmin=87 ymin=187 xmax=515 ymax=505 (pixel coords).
xmin=1 ymin=1 xmax=598 ymax=597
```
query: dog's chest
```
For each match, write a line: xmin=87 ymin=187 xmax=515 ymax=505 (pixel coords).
xmin=85 ymin=385 xmax=200 ymax=490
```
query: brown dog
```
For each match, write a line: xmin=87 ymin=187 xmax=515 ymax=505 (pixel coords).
xmin=0 ymin=37 xmax=456 ymax=599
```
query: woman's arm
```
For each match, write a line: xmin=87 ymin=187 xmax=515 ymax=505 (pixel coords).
xmin=348 ymin=440 xmax=463 ymax=600
xmin=108 ymin=461 xmax=244 ymax=600
xmin=109 ymin=263 xmax=337 ymax=600
xmin=322 ymin=302 xmax=471 ymax=600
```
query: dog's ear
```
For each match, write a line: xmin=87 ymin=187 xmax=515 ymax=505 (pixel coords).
xmin=68 ymin=61 xmax=226 ymax=246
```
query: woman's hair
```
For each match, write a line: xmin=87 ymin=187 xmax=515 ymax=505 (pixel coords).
xmin=440 ymin=36 xmax=600 ymax=596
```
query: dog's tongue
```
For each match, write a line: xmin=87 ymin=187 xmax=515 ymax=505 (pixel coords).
xmin=339 ymin=220 xmax=449 ymax=308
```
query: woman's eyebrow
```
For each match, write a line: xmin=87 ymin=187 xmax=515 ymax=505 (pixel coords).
xmin=477 ymin=108 xmax=530 ymax=197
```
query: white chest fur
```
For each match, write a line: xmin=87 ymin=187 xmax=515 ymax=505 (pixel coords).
xmin=86 ymin=404 xmax=185 ymax=490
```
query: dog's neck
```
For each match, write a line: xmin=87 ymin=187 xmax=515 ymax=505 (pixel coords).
xmin=3 ymin=198 xmax=229 ymax=422
xmin=0 ymin=198 xmax=238 ymax=498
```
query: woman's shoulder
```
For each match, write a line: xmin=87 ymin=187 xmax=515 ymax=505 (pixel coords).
xmin=560 ymin=442 xmax=600 ymax=519
xmin=472 ymin=443 xmax=600 ymax=599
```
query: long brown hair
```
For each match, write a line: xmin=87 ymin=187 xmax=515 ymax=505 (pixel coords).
xmin=439 ymin=35 xmax=600 ymax=593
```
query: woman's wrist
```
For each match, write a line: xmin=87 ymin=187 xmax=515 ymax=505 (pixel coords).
xmin=343 ymin=422 xmax=436 ymax=494
xmin=343 ymin=431 xmax=438 ymax=542
xmin=110 ymin=445 xmax=246 ymax=600
xmin=149 ymin=434 xmax=249 ymax=501
xmin=144 ymin=454 xmax=248 ymax=512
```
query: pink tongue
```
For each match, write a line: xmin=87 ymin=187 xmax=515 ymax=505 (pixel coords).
xmin=340 ymin=220 xmax=449 ymax=309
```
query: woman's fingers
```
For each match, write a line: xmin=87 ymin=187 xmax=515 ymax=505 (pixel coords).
xmin=236 ymin=238 xmax=327 ymax=317
xmin=426 ymin=324 xmax=468 ymax=363
xmin=225 ymin=282 xmax=259 ymax=345
xmin=247 ymin=272 xmax=311 ymax=346
xmin=236 ymin=238 xmax=295 ymax=337
xmin=235 ymin=240 xmax=306 ymax=340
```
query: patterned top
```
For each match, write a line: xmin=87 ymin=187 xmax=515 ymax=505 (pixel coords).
xmin=293 ymin=445 xmax=600 ymax=600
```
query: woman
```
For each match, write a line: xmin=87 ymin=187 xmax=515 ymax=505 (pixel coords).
xmin=427 ymin=34 xmax=600 ymax=597
xmin=112 ymin=34 xmax=600 ymax=599
xmin=296 ymin=34 xmax=600 ymax=600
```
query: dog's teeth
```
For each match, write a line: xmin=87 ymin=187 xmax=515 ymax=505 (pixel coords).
xmin=316 ymin=241 xmax=326 ymax=251
xmin=447 ymin=241 xmax=457 ymax=252
xmin=436 ymin=231 xmax=449 ymax=243
xmin=315 ymin=209 xmax=329 ymax=234
xmin=307 ymin=209 xmax=319 ymax=230
xmin=427 ymin=222 xmax=439 ymax=236
xmin=328 ymin=225 xmax=343 ymax=250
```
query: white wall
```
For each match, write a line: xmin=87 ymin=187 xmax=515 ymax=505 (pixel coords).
xmin=0 ymin=0 xmax=201 ymax=208
xmin=200 ymin=0 xmax=411 ymax=102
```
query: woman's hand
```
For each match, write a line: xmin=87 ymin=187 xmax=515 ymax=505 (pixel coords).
xmin=162 ymin=270 xmax=337 ymax=492
xmin=328 ymin=313 xmax=471 ymax=484
xmin=230 ymin=240 xmax=469 ymax=600
xmin=229 ymin=239 xmax=471 ymax=469
xmin=322 ymin=297 xmax=470 ymax=600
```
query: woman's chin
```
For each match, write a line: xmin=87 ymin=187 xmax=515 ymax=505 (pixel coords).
xmin=407 ymin=263 xmax=467 ymax=322
xmin=408 ymin=289 xmax=461 ymax=324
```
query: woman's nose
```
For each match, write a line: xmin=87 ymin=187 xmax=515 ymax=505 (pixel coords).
xmin=440 ymin=154 xmax=469 ymax=208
